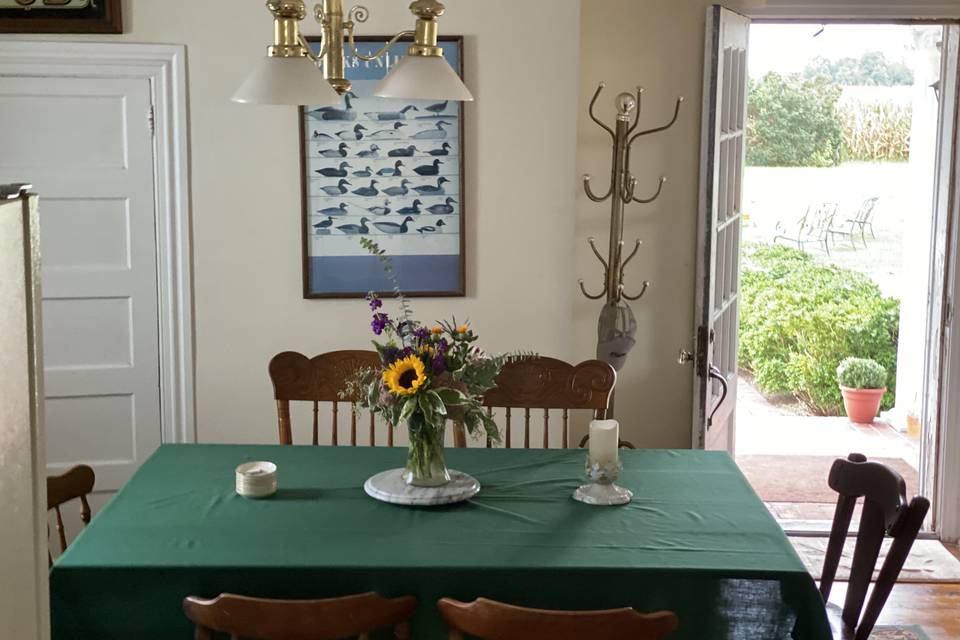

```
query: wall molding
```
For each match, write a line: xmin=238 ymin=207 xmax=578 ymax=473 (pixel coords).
xmin=734 ymin=1 xmax=960 ymax=20
xmin=0 ymin=41 xmax=196 ymax=445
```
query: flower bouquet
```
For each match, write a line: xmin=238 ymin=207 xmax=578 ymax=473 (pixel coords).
xmin=346 ymin=239 xmax=520 ymax=487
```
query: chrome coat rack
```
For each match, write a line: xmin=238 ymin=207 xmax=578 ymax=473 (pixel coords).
xmin=579 ymin=82 xmax=682 ymax=378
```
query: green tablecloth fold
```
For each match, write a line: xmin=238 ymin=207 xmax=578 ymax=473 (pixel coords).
xmin=50 ymin=444 xmax=831 ymax=639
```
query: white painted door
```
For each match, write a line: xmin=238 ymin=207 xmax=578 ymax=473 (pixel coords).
xmin=692 ymin=6 xmax=750 ymax=452
xmin=0 ymin=75 xmax=162 ymax=491
xmin=0 ymin=189 xmax=49 ymax=640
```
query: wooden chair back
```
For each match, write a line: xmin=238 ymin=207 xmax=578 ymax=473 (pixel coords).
xmin=269 ymin=350 xmax=386 ymax=446
xmin=453 ymin=357 xmax=619 ymax=449
xmin=183 ymin=592 xmax=417 ymax=640
xmin=820 ymin=453 xmax=930 ymax=640
xmin=437 ymin=597 xmax=678 ymax=640
xmin=46 ymin=464 xmax=95 ymax=566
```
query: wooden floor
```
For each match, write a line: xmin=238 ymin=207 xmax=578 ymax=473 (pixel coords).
xmin=825 ymin=544 xmax=960 ymax=639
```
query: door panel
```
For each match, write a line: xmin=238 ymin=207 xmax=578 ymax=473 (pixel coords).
xmin=0 ymin=76 xmax=161 ymax=491
xmin=693 ymin=6 xmax=750 ymax=452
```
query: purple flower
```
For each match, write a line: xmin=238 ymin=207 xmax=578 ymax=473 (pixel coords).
xmin=414 ymin=326 xmax=430 ymax=341
xmin=382 ymin=345 xmax=400 ymax=364
xmin=371 ymin=312 xmax=390 ymax=335
xmin=402 ymin=346 xmax=414 ymax=357
xmin=369 ymin=297 xmax=382 ymax=311
xmin=432 ymin=352 xmax=446 ymax=373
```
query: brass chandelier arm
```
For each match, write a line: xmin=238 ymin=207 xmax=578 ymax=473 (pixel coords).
xmin=583 ymin=174 xmax=613 ymax=203
xmin=628 ymin=96 xmax=684 ymax=146
xmin=633 ymin=176 xmax=667 ymax=204
xmin=298 ymin=33 xmax=328 ymax=61
xmin=588 ymin=83 xmax=616 ymax=141
xmin=347 ymin=21 xmax=416 ymax=61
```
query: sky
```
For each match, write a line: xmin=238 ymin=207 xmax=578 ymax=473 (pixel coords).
xmin=748 ymin=24 xmax=942 ymax=80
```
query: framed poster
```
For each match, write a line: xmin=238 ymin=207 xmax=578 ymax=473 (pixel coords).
xmin=300 ymin=36 xmax=465 ymax=299
xmin=0 ymin=0 xmax=121 ymax=33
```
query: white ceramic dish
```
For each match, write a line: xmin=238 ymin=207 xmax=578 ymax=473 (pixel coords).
xmin=235 ymin=461 xmax=278 ymax=498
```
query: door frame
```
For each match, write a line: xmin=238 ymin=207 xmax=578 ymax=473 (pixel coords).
xmin=0 ymin=42 xmax=196 ymax=445
xmin=697 ymin=6 xmax=960 ymax=541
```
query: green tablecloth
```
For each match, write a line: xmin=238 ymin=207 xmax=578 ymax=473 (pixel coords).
xmin=50 ymin=445 xmax=831 ymax=639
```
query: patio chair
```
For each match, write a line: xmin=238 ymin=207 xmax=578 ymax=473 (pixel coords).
xmin=773 ymin=202 xmax=838 ymax=255
xmin=828 ymin=197 xmax=879 ymax=250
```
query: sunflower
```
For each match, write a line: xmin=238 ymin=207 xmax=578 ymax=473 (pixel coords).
xmin=383 ymin=355 xmax=427 ymax=396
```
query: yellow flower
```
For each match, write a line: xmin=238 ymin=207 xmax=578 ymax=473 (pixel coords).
xmin=419 ymin=345 xmax=435 ymax=356
xmin=382 ymin=355 xmax=427 ymax=396
xmin=431 ymin=326 xmax=443 ymax=335
xmin=457 ymin=324 xmax=469 ymax=333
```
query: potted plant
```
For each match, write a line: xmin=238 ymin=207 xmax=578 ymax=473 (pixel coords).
xmin=837 ymin=357 xmax=887 ymax=424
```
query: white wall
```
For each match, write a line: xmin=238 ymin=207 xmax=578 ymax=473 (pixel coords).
xmin=2 ymin=0 xmax=582 ymax=444
xmin=576 ymin=0 xmax=711 ymax=447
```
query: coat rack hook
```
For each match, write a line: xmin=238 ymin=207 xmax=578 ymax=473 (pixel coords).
xmin=626 ymin=86 xmax=645 ymax=135
xmin=633 ymin=176 xmax=667 ymax=204
xmin=588 ymin=82 xmax=616 ymax=141
xmin=622 ymin=280 xmax=650 ymax=301
xmin=629 ymin=96 xmax=684 ymax=146
xmin=583 ymin=174 xmax=612 ymax=203
xmin=587 ymin=236 xmax=609 ymax=271
xmin=579 ymin=278 xmax=606 ymax=300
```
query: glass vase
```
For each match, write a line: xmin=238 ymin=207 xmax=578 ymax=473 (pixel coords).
xmin=403 ymin=415 xmax=450 ymax=487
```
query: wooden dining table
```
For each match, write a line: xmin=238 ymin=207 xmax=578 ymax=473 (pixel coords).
xmin=49 ymin=444 xmax=832 ymax=639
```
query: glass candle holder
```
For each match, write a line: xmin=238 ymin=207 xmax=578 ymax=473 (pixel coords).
xmin=572 ymin=456 xmax=633 ymax=506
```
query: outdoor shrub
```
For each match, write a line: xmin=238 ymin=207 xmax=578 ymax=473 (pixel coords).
xmin=747 ymin=73 xmax=843 ymax=168
xmin=838 ymin=99 xmax=912 ymax=162
xmin=837 ymin=357 xmax=887 ymax=389
xmin=739 ymin=244 xmax=899 ymax=415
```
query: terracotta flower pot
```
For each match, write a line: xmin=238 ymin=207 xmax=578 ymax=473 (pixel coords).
xmin=840 ymin=386 xmax=887 ymax=424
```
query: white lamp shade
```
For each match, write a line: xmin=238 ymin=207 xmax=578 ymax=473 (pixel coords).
xmin=232 ymin=55 xmax=340 ymax=106
xmin=374 ymin=54 xmax=474 ymax=101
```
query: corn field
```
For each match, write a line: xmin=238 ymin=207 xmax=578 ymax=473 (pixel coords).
xmin=838 ymin=99 xmax=912 ymax=162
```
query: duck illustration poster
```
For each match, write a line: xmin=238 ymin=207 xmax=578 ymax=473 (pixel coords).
xmin=299 ymin=36 xmax=465 ymax=298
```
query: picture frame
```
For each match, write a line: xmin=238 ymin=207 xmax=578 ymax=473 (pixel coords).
xmin=0 ymin=0 xmax=122 ymax=34
xmin=300 ymin=35 xmax=466 ymax=299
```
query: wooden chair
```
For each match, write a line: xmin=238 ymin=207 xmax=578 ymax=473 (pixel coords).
xmin=452 ymin=357 xmax=624 ymax=449
xmin=46 ymin=464 xmax=95 ymax=566
xmin=183 ymin=592 xmax=417 ymax=640
xmin=819 ymin=453 xmax=930 ymax=640
xmin=269 ymin=350 xmax=384 ymax=446
xmin=437 ymin=597 xmax=678 ymax=640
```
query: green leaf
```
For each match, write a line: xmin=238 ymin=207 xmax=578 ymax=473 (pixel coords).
xmin=435 ymin=388 xmax=466 ymax=406
xmin=399 ymin=396 xmax=417 ymax=424
xmin=422 ymin=390 xmax=448 ymax=416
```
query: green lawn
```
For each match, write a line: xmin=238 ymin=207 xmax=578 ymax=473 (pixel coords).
xmin=741 ymin=162 xmax=915 ymax=299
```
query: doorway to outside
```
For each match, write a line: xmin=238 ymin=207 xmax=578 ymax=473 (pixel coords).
xmin=732 ymin=23 xmax=944 ymax=532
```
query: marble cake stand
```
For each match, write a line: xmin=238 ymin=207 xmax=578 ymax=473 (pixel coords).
xmin=364 ymin=468 xmax=480 ymax=506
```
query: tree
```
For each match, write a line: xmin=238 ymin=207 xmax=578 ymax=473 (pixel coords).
xmin=801 ymin=52 xmax=913 ymax=86
xmin=747 ymin=72 xmax=843 ymax=167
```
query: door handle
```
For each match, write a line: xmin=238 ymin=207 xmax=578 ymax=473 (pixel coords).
xmin=677 ymin=349 xmax=694 ymax=364
xmin=707 ymin=364 xmax=728 ymax=428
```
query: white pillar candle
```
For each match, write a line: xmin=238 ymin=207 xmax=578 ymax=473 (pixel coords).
xmin=588 ymin=419 xmax=619 ymax=466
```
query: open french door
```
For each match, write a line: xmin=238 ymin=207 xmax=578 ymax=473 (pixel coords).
xmin=692 ymin=6 xmax=750 ymax=452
